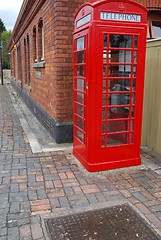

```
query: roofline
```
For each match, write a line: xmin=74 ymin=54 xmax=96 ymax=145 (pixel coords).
xmin=92 ymin=0 xmax=148 ymax=12
xmin=75 ymin=0 xmax=148 ymax=20
xmin=8 ymin=0 xmax=45 ymax=51
xmin=8 ymin=0 xmax=28 ymax=46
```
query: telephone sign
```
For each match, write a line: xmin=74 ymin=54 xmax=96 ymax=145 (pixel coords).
xmin=77 ymin=14 xmax=91 ymax=28
xmin=100 ymin=12 xmax=141 ymax=22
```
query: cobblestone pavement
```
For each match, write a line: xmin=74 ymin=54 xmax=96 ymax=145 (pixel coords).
xmin=0 ymin=83 xmax=161 ymax=240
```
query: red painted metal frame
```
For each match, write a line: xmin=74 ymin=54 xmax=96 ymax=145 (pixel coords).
xmin=73 ymin=0 xmax=148 ymax=172
xmin=73 ymin=29 xmax=89 ymax=165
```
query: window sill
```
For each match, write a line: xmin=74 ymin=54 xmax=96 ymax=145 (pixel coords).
xmin=32 ymin=61 xmax=45 ymax=68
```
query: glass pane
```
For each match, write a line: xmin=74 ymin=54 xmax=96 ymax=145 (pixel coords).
xmin=130 ymin=133 xmax=133 ymax=144
xmin=104 ymin=34 xmax=107 ymax=48
xmin=107 ymin=133 xmax=129 ymax=146
xmin=102 ymin=122 xmax=105 ymax=133
xmin=131 ymin=107 xmax=135 ymax=117
xmin=133 ymin=65 xmax=136 ymax=77
xmin=102 ymin=108 xmax=106 ymax=120
xmin=134 ymin=36 xmax=138 ymax=48
xmin=77 ymin=92 xmax=84 ymax=104
xmin=77 ymin=52 xmax=84 ymax=63
xmin=77 ymin=79 xmax=84 ymax=91
xmin=152 ymin=21 xmax=161 ymax=37
xmin=103 ymin=65 xmax=107 ymax=77
xmin=77 ymin=117 xmax=83 ymax=130
xmin=134 ymin=51 xmax=137 ymax=63
xmin=132 ymin=93 xmax=135 ymax=104
xmin=107 ymin=107 xmax=130 ymax=119
xmin=109 ymin=35 xmax=132 ymax=48
xmin=103 ymin=80 xmax=106 ymax=92
xmin=103 ymin=50 xmax=107 ymax=62
xmin=77 ymin=129 xmax=83 ymax=142
xmin=77 ymin=66 xmax=84 ymax=76
xmin=102 ymin=135 xmax=105 ymax=146
xmin=108 ymin=94 xmax=130 ymax=106
xmin=77 ymin=37 xmax=84 ymax=50
xmin=131 ymin=120 xmax=134 ymax=131
xmin=109 ymin=50 xmax=132 ymax=63
xmin=133 ymin=80 xmax=136 ymax=90
xmin=108 ymin=80 xmax=131 ymax=92
xmin=107 ymin=120 xmax=129 ymax=133
xmin=109 ymin=50 xmax=111 ymax=62
xmin=109 ymin=65 xmax=131 ymax=77
xmin=77 ymin=104 xmax=83 ymax=117
xmin=102 ymin=94 xmax=106 ymax=106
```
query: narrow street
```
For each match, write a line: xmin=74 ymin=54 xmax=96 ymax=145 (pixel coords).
xmin=0 ymin=82 xmax=161 ymax=239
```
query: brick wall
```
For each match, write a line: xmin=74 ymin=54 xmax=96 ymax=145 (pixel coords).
xmin=53 ymin=0 xmax=87 ymax=122
xmin=9 ymin=0 xmax=87 ymax=125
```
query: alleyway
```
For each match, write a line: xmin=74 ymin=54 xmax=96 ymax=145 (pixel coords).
xmin=0 ymin=82 xmax=161 ymax=239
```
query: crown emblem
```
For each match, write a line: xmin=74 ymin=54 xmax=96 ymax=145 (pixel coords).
xmin=118 ymin=3 xmax=125 ymax=11
xmin=82 ymin=9 xmax=85 ymax=16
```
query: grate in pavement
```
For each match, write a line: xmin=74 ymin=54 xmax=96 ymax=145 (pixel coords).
xmin=46 ymin=204 xmax=161 ymax=240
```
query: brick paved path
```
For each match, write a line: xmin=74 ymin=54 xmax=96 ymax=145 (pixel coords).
xmin=0 ymin=84 xmax=161 ymax=239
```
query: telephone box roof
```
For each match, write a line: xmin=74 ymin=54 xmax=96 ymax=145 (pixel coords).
xmin=75 ymin=0 xmax=148 ymax=20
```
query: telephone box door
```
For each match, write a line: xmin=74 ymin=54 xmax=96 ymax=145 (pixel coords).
xmin=73 ymin=29 xmax=89 ymax=164
xmin=93 ymin=26 xmax=147 ymax=170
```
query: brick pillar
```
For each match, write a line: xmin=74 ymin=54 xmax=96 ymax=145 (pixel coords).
xmin=53 ymin=0 xmax=87 ymax=123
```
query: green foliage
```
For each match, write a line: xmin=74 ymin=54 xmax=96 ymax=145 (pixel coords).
xmin=0 ymin=18 xmax=6 ymax=38
xmin=1 ymin=30 xmax=11 ymax=69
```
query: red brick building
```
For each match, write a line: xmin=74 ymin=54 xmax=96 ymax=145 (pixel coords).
xmin=8 ymin=0 xmax=161 ymax=143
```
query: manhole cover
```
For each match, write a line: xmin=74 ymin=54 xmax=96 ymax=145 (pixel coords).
xmin=46 ymin=204 xmax=161 ymax=240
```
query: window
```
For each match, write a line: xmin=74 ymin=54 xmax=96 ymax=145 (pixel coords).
xmin=27 ymin=35 xmax=30 ymax=85
xmin=17 ymin=45 xmax=22 ymax=81
xmin=38 ymin=19 xmax=44 ymax=61
xmin=147 ymin=17 xmax=161 ymax=39
xmin=33 ymin=26 xmax=37 ymax=62
xmin=102 ymin=34 xmax=137 ymax=147
xmin=152 ymin=21 xmax=161 ymax=38
xmin=24 ymin=39 xmax=27 ymax=84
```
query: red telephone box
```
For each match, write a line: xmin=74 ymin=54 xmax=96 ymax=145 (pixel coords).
xmin=73 ymin=0 xmax=147 ymax=172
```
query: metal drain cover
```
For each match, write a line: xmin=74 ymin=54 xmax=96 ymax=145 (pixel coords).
xmin=46 ymin=204 xmax=161 ymax=240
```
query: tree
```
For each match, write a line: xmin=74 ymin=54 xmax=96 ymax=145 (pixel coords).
xmin=0 ymin=18 xmax=6 ymax=39
xmin=1 ymin=30 xmax=11 ymax=69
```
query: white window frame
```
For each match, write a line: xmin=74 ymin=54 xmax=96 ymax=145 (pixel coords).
xmin=41 ymin=25 xmax=44 ymax=61
xmin=34 ymin=28 xmax=38 ymax=62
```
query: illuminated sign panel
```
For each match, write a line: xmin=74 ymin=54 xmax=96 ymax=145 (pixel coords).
xmin=101 ymin=12 xmax=141 ymax=22
xmin=77 ymin=14 xmax=91 ymax=28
